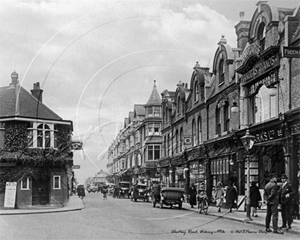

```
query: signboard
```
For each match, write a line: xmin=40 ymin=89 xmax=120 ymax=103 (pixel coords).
xmin=72 ymin=165 xmax=80 ymax=169
xmin=4 ymin=182 xmax=17 ymax=209
xmin=282 ymin=47 xmax=300 ymax=58
xmin=71 ymin=141 xmax=83 ymax=150
xmin=236 ymin=195 xmax=246 ymax=211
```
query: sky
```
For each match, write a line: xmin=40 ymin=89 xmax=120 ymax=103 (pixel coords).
xmin=0 ymin=0 xmax=298 ymax=184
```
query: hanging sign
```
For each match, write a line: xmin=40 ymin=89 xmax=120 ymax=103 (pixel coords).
xmin=4 ymin=182 xmax=17 ymax=209
xmin=282 ymin=47 xmax=300 ymax=58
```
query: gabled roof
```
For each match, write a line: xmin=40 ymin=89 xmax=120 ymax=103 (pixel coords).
xmin=134 ymin=104 xmax=145 ymax=117
xmin=0 ymin=83 xmax=62 ymax=120
xmin=145 ymin=80 xmax=161 ymax=106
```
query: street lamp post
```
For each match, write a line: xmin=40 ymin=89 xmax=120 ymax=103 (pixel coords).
xmin=240 ymin=129 xmax=255 ymax=221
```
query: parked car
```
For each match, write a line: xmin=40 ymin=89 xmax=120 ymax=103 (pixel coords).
xmin=131 ymin=184 xmax=149 ymax=202
xmin=87 ymin=184 xmax=98 ymax=193
xmin=160 ymin=187 xmax=185 ymax=209
xmin=119 ymin=181 xmax=130 ymax=198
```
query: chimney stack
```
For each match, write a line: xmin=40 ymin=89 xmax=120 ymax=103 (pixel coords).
xmin=31 ymin=82 xmax=43 ymax=102
xmin=235 ymin=12 xmax=250 ymax=50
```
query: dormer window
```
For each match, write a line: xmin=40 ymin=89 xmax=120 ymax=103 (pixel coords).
xmin=147 ymin=106 xmax=161 ymax=117
xmin=258 ymin=22 xmax=266 ymax=51
xmin=219 ymin=59 xmax=225 ymax=85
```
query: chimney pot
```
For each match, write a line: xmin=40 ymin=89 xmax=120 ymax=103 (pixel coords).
xmin=239 ymin=11 xmax=245 ymax=20
xmin=31 ymin=82 xmax=43 ymax=102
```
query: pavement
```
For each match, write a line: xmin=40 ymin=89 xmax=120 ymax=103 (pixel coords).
xmin=0 ymin=195 xmax=84 ymax=215
xmin=182 ymin=202 xmax=300 ymax=235
xmin=0 ymin=196 xmax=299 ymax=235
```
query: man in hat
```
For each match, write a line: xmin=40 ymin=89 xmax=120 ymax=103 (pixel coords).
xmin=279 ymin=174 xmax=296 ymax=230
xmin=263 ymin=173 xmax=283 ymax=234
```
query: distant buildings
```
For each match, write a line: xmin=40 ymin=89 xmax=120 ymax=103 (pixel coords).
xmin=107 ymin=81 xmax=162 ymax=185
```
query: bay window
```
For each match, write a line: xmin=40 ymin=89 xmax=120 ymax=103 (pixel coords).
xmin=27 ymin=122 xmax=58 ymax=149
xmin=147 ymin=145 xmax=160 ymax=160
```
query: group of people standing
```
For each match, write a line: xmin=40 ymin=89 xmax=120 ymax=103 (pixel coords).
xmin=264 ymin=173 xmax=296 ymax=234
xmin=188 ymin=173 xmax=296 ymax=235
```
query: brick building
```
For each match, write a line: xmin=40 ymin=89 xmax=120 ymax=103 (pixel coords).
xmin=0 ymin=71 xmax=73 ymax=209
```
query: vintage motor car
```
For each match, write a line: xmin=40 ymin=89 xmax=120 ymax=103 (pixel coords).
xmin=118 ymin=181 xmax=130 ymax=198
xmin=131 ymin=184 xmax=149 ymax=202
xmin=160 ymin=187 xmax=185 ymax=209
xmin=87 ymin=184 xmax=98 ymax=193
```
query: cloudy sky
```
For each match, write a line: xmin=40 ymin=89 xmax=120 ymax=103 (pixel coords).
xmin=0 ymin=0 xmax=298 ymax=184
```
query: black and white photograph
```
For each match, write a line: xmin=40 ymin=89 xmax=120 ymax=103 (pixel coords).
xmin=0 ymin=0 xmax=299 ymax=239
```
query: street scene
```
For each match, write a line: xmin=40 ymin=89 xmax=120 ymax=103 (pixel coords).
xmin=0 ymin=0 xmax=300 ymax=239
xmin=1 ymin=193 xmax=300 ymax=240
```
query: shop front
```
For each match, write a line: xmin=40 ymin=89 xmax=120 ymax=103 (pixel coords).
xmin=158 ymin=157 xmax=171 ymax=187
xmin=287 ymin=109 xmax=300 ymax=219
xmin=170 ymin=153 xmax=186 ymax=189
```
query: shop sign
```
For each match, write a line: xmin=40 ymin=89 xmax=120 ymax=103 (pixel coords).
xmin=291 ymin=123 xmax=300 ymax=135
xmin=282 ymin=47 xmax=300 ymax=58
xmin=253 ymin=126 xmax=284 ymax=144
xmin=241 ymin=55 xmax=279 ymax=85
xmin=4 ymin=182 xmax=17 ymax=209
xmin=248 ymin=71 xmax=278 ymax=96
xmin=176 ymin=167 xmax=184 ymax=175
xmin=72 ymin=165 xmax=80 ymax=169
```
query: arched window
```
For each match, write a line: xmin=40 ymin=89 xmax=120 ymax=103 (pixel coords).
xmin=192 ymin=120 xmax=196 ymax=146
xmin=219 ymin=58 xmax=225 ymax=84
xmin=175 ymin=130 xmax=179 ymax=153
xmin=165 ymin=105 xmax=168 ymax=123
xmin=167 ymin=134 xmax=171 ymax=156
xmin=37 ymin=123 xmax=51 ymax=148
xmin=194 ymin=81 xmax=199 ymax=102
xmin=164 ymin=136 xmax=167 ymax=157
xmin=198 ymin=117 xmax=202 ymax=144
xmin=258 ymin=22 xmax=266 ymax=51
xmin=250 ymin=85 xmax=278 ymax=124
xmin=224 ymin=101 xmax=230 ymax=132
xmin=180 ymin=128 xmax=183 ymax=152
xmin=177 ymin=96 xmax=181 ymax=115
xmin=216 ymin=107 xmax=221 ymax=135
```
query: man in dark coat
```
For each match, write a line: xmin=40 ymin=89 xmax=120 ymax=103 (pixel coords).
xmin=189 ymin=183 xmax=197 ymax=208
xmin=279 ymin=174 xmax=296 ymax=230
xmin=225 ymin=181 xmax=237 ymax=212
xmin=152 ymin=181 xmax=161 ymax=207
xmin=264 ymin=174 xmax=283 ymax=234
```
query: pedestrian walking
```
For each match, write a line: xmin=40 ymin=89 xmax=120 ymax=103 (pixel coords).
xmin=189 ymin=183 xmax=197 ymax=208
xmin=279 ymin=174 xmax=296 ymax=230
xmin=152 ymin=181 xmax=161 ymax=207
xmin=214 ymin=182 xmax=224 ymax=212
xmin=263 ymin=173 xmax=283 ymax=234
xmin=250 ymin=181 xmax=262 ymax=217
xmin=225 ymin=181 xmax=237 ymax=212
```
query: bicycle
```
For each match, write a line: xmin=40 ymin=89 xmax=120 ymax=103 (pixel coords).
xmin=197 ymin=193 xmax=209 ymax=215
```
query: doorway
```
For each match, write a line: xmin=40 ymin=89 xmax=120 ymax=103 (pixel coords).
xmin=32 ymin=178 xmax=49 ymax=205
